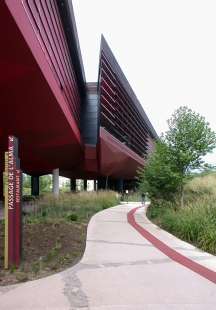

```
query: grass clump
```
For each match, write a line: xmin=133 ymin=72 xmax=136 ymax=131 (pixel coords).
xmin=23 ymin=190 xmax=118 ymax=223
xmin=16 ymin=272 xmax=28 ymax=282
xmin=147 ymin=173 xmax=216 ymax=255
xmin=10 ymin=262 xmax=15 ymax=274
xmin=68 ymin=213 xmax=78 ymax=222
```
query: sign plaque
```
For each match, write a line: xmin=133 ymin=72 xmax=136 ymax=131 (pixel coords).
xmin=4 ymin=136 xmax=22 ymax=269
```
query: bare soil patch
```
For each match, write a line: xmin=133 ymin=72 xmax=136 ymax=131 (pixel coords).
xmin=0 ymin=220 xmax=87 ymax=287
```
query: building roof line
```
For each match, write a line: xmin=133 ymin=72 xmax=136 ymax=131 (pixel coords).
xmin=100 ymin=34 xmax=158 ymax=139
xmin=57 ymin=0 xmax=86 ymax=94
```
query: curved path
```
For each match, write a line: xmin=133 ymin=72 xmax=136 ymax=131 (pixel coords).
xmin=0 ymin=203 xmax=216 ymax=309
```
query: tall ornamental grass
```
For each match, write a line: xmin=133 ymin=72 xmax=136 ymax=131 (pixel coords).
xmin=23 ymin=190 xmax=119 ymax=223
xmin=147 ymin=173 xmax=216 ymax=255
xmin=120 ymin=192 xmax=144 ymax=203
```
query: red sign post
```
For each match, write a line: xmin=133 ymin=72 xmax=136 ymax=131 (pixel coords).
xmin=4 ymin=136 xmax=22 ymax=269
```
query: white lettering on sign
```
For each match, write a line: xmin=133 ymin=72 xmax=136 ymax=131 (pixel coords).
xmin=8 ymin=145 xmax=14 ymax=209
xmin=16 ymin=173 xmax=20 ymax=203
xmin=8 ymin=146 xmax=14 ymax=171
xmin=8 ymin=182 xmax=13 ymax=209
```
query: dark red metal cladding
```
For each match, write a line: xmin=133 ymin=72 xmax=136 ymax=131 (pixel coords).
xmin=98 ymin=128 xmax=144 ymax=179
xmin=22 ymin=0 xmax=81 ymax=128
xmin=0 ymin=0 xmax=85 ymax=176
xmin=99 ymin=52 xmax=152 ymax=157
xmin=0 ymin=0 xmax=157 ymax=184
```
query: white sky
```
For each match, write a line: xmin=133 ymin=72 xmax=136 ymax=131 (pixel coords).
xmin=72 ymin=0 xmax=216 ymax=165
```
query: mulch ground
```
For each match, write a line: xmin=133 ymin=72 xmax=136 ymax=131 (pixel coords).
xmin=0 ymin=220 xmax=87 ymax=286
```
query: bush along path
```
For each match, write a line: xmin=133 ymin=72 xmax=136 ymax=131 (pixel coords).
xmin=146 ymin=173 xmax=216 ymax=256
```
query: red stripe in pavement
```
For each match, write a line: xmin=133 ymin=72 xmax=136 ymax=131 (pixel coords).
xmin=127 ymin=206 xmax=216 ymax=284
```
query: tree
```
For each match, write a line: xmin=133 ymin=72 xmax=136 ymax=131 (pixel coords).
xmin=39 ymin=175 xmax=52 ymax=191
xmin=76 ymin=179 xmax=84 ymax=191
xmin=137 ymin=106 xmax=216 ymax=207
xmin=164 ymin=106 xmax=216 ymax=205
xmin=23 ymin=174 xmax=31 ymax=188
xmin=137 ymin=140 xmax=181 ymax=203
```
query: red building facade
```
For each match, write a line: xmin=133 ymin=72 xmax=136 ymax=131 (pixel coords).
xmin=0 ymin=0 xmax=157 ymax=194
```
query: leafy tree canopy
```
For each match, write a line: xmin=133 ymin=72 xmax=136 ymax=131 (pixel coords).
xmin=137 ymin=106 xmax=216 ymax=206
xmin=23 ymin=174 xmax=31 ymax=188
xmin=137 ymin=140 xmax=181 ymax=201
xmin=39 ymin=175 xmax=52 ymax=191
xmin=164 ymin=106 xmax=216 ymax=174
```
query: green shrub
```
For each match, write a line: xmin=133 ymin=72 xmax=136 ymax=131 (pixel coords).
xmin=42 ymin=210 xmax=47 ymax=217
xmin=147 ymin=173 xmax=216 ymax=255
xmin=22 ymin=195 xmax=34 ymax=202
xmin=33 ymin=260 xmax=40 ymax=273
xmin=68 ymin=213 xmax=78 ymax=221
xmin=197 ymin=225 xmax=216 ymax=254
xmin=101 ymin=201 xmax=112 ymax=209
xmin=161 ymin=210 xmax=203 ymax=243
xmin=146 ymin=202 xmax=171 ymax=220
xmin=146 ymin=205 xmax=162 ymax=219
xmin=10 ymin=262 xmax=15 ymax=274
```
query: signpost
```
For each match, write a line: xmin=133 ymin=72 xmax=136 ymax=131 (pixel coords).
xmin=4 ymin=152 xmax=8 ymax=269
xmin=4 ymin=136 xmax=22 ymax=269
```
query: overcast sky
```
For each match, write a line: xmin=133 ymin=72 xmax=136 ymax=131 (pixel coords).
xmin=72 ymin=0 xmax=216 ymax=165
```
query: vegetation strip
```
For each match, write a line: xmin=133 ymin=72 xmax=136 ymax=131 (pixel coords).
xmin=127 ymin=206 xmax=216 ymax=284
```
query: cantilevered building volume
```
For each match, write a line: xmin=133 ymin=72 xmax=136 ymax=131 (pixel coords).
xmin=0 ymin=0 xmax=158 ymax=196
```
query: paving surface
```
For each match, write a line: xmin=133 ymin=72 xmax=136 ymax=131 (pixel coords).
xmin=0 ymin=203 xmax=216 ymax=310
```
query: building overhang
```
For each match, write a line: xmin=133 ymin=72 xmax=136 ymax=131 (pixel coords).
xmin=56 ymin=0 xmax=86 ymax=95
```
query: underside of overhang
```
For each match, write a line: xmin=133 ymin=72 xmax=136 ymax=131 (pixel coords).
xmin=0 ymin=0 xmax=85 ymax=176
xmin=0 ymin=0 xmax=146 ymax=183
xmin=98 ymin=128 xmax=144 ymax=179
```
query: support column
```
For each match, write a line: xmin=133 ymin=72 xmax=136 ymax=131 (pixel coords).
xmin=84 ymin=180 xmax=87 ymax=191
xmin=31 ymin=176 xmax=39 ymax=196
xmin=97 ymin=178 xmax=106 ymax=190
xmin=70 ymin=178 xmax=76 ymax=191
xmin=116 ymin=178 xmax=123 ymax=193
xmin=94 ymin=180 xmax=98 ymax=191
xmin=106 ymin=175 xmax=108 ymax=190
xmin=52 ymin=169 xmax=59 ymax=195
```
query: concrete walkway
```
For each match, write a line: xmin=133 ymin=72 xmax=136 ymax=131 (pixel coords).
xmin=0 ymin=203 xmax=216 ymax=309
